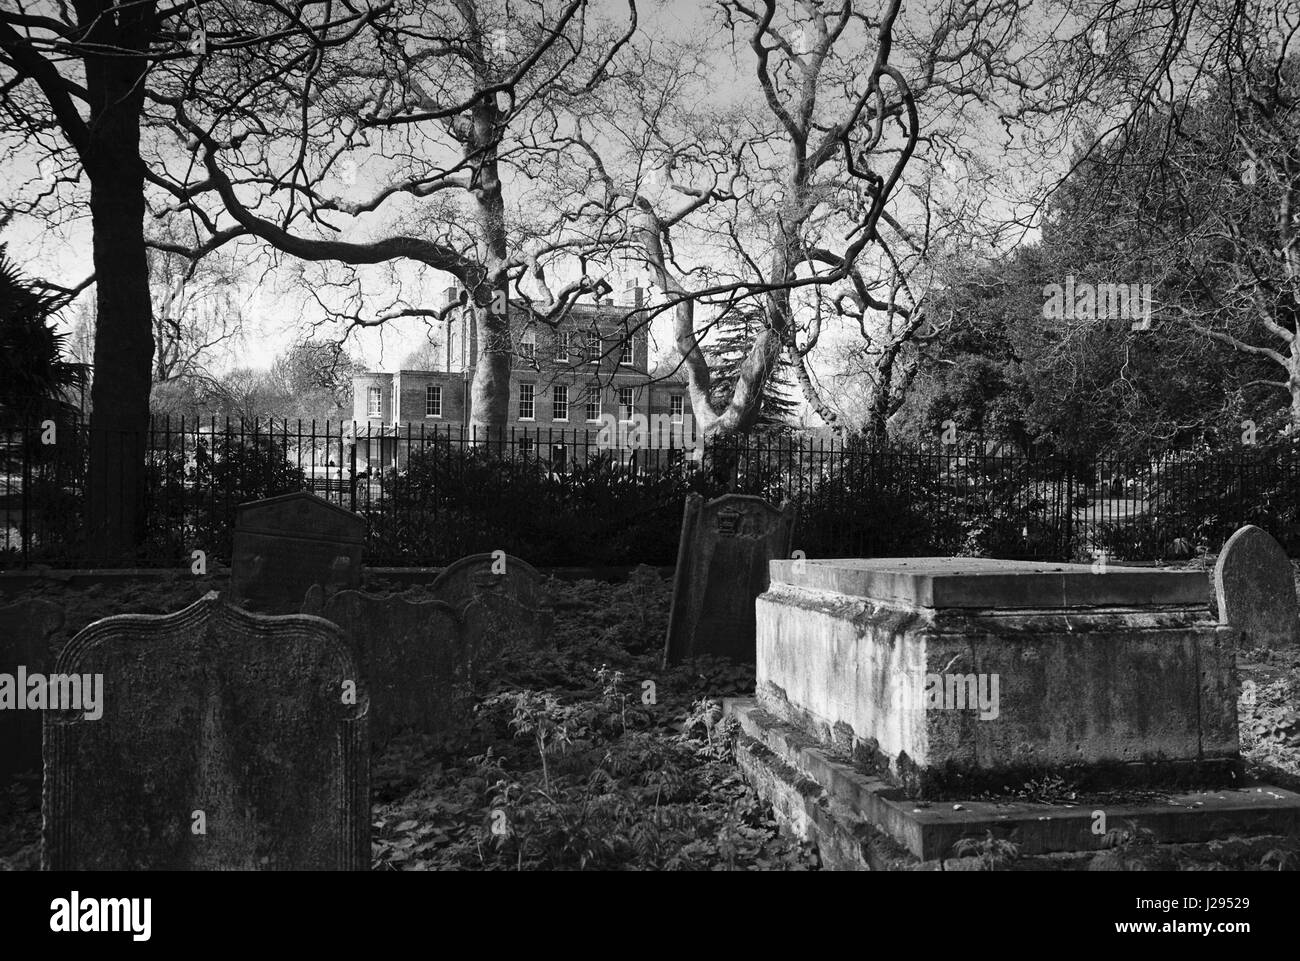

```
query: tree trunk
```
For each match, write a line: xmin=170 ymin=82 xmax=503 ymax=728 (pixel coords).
xmin=470 ymin=284 xmax=512 ymax=441
xmin=467 ymin=89 xmax=510 ymax=442
xmin=1289 ymin=341 xmax=1300 ymax=429
xmin=81 ymin=13 xmax=154 ymax=561
xmin=865 ymin=363 xmax=892 ymax=445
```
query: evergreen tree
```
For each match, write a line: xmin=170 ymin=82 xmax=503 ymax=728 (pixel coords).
xmin=704 ymin=306 xmax=798 ymax=432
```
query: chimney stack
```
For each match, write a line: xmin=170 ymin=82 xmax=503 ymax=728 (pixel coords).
xmin=443 ymin=285 xmax=461 ymax=307
xmin=624 ymin=278 xmax=643 ymax=308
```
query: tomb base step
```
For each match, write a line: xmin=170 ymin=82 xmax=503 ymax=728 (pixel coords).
xmin=726 ymin=697 xmax=1300 ymax=870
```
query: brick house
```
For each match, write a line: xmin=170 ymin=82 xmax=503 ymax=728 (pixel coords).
xmin=350 ymin=280 xmax=690 ymax=471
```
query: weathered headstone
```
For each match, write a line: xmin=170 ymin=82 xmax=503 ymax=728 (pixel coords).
xmin=663 ymin=493 xmax=797 ymax=666
xmin=1214 ymin=524 xmax=1300 ymax=648
xmin=43 ymin=592 xmax=369 ymax=870
xmin=230 ymin=491 xmax=364 ymax=614
xmin=429 ymin=552 xmax=554 ymax=670
xmin=303 ymin=585 xmax=468 ymax=746
xmin=0 ymin=599 xmax=64 ymax=788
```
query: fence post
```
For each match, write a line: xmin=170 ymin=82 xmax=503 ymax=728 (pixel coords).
xmin=349 ymin=437 xmax=357 ymax=513
xmin=1236 ymin=452 xmax=1245 ymax=531
xmin=20 ymin=425 xmax=31 ymax=569
xmin=1063 ymin=458 xmax=1075 ymax=560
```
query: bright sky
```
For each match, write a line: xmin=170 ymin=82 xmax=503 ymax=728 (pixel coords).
xmin=0 ymin=0 xmax=1081 ymax=399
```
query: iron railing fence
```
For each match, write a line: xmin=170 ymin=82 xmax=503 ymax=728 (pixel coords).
xmin=2 ymin=417 xmax=1296 ymax=569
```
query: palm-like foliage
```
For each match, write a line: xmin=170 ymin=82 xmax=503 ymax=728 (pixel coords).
xmin=0 ymin=245 xmax=85 ymax=424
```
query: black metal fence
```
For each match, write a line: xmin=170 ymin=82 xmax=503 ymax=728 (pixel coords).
xmin=2 ymin=417 xmax=1297 ymax=569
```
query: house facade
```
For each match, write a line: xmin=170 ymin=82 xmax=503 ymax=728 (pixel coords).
xmin=350 ymin=281 xmax=691 ymax=471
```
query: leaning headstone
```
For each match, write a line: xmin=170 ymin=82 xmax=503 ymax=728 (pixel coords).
xmin=663 ymin=493 xmax=797 ymax=666
xmin=429 ymin=552 xmax=554 ymax=671
xmin=0 ymin=599 xmax=64 ymax=788
xmin=303 ymin=585 xmax=468 ymax=747
xmin=230 ymin=491 xmax=364 ymax=614
xmin=1214 ymin=524 xmax=1300 ymax=648
xmin=43 ymin=591 xmax=369 ymax=870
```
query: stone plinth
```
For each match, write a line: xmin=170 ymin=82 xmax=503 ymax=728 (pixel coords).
xmin=755 ymin=557 xmax=1238 ymax=797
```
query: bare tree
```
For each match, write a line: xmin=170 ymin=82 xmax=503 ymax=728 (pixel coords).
xmin=1144 ymin=13 xmax=1300 ymax=424
xmin=160 ymin=0 xmax=639 ymax=436
xmin=0 ymin=0 xmax=378 ymax=555
xmin=579 ymin=0 xmax=1098 ymax=441
xmin=148 ymin=236 xmax=246 ymax=387
xmin=1027 ymin=1 xmax=1300 ymax=427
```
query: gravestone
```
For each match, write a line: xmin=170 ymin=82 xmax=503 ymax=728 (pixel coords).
xmin=0 ymin=599 xmax=64 ymax=788
xmin=1214 ymin=525 xmax=1300 ymax=648
xmin=43 ymin=592 xmax=369 ymax=870
xmin=663 ymin=493 xmax=797 ymax=666
xmin=429 ymin=552 xmax=554 ymax=671
xmin=303 ymin=585 xmax=468 ymax=746
xmin=230 ymin=491 xmax=364 ymax=614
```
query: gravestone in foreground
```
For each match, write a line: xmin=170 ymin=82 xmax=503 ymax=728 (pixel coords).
xmin=0 ymin=599 xmax=64 ymax=788
xmin=429 ymin=552 xmax=554 ymax=672
xmin=43 ymin=592 xmax=369 ymax=870
xmin=663 ymin=493 xmax=797 ymax=666
xmin=303 ymin=585 xmax=467 ymax=746
xmin=229 ymin=491 xmax=364 ymax=614
xmin=1214 ymin=525 xmax=1300 ymax=649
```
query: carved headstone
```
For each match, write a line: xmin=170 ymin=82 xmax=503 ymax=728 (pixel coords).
xmin=663 ymin=493 xmax=797 ymax=666
xmin=0 ymin=599 xmax=65 ymax=788
xmin=230 ymin=491 xmax=364 ymax=614
xmin=303 ymin=585 xmax=467 ymax=746
xmin=1214 ymin=525 xmax=1300 ymax=648
xmin=429 ymin=553 xmax=554 ymax=671
xmin=43 ymin=592 xmax=369 ymax=870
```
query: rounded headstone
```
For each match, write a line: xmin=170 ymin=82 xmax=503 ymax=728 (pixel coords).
xmin=1213 ymin=525 xmax=1300 ymax=648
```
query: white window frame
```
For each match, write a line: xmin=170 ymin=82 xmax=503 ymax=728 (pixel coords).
xmin=425 ymin=384 xmax=442 ymax=418
xmin=618 ymin=386 xmax=635 ymax=422
xmin=520 ymin=328 xmax=537 ymax=361
xmin=619 ymin=339 xmax=633 ymax=365
xmin=367 ymin=386 xmax=382 ymax=418
xmin=585 ymin=386 xmax=602 ymax=422
xmin=554 ymin=331 xmax=569 ymax=362
xmin=586 ymin=330 xmax=601 ymax=364
xmin=670 ymin=394 xmax=684 ymax=423
xmin=552 ymin=384 xmax=568 ymax=422
xmin=518 ymin=383 xmax=536 ymax=421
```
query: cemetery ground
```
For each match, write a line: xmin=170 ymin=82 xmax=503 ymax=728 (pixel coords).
xmin=2 ymin=561 xmax=1299 ymax=871
xmin=0 ymin=567 xmax=818 ymax=872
